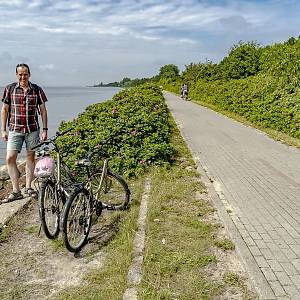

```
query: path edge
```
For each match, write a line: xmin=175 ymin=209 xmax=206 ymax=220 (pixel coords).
xmin=123 ymin=177 xmax=151 ymax=300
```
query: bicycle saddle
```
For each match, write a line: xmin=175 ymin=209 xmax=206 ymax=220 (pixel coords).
xmin=75 ymin=158 xmax=92 ymax=166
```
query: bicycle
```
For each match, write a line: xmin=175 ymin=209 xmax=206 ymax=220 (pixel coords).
xmin=32 ymin=129 xmax=77 ymax=239
xmin=181 ymin=90 xmax=188 ymax=101
xmin=61 ymin=140 xmax=130 ymax=253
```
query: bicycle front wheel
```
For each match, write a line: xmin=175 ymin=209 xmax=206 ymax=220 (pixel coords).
xmin=91 ymin=169 xmax=130 ymax=210
xmin=39 ymin=179 xmax=61 ymax=239
xmin=62 ymin=188 xmax=92 ymax=252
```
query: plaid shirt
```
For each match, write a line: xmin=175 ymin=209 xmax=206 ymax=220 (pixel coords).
xmin=1 ymin=82 xmax=48 ymax=133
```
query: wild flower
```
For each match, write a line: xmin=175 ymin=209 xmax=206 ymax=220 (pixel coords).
xmin=131 ymin=129 xmax=137 ymax=136
xmin=112 ymin=107 xmax=118 ymax=115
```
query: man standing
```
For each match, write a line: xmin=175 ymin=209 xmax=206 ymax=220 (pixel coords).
xmin=1 ymin=63 xmax=48 ymax=202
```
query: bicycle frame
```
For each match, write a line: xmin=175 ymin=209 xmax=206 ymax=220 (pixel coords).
xmin=55 ymin=151 xmax=77 ymax=198
xmin=90 ymin=158 xmax=108 ymax=200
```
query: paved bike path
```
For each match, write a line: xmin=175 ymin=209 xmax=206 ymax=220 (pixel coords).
xmin=164 ymin=91 xmax=300 ymax=299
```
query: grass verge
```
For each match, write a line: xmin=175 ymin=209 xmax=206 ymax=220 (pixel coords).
xmin=139 ymin=123 xmax=256 ymax=299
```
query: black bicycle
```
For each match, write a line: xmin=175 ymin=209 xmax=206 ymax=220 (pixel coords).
xmin=61 ymin=141 xmax=130 ymax=252
xmin=33 ymin=129 xmax=77 ymax=239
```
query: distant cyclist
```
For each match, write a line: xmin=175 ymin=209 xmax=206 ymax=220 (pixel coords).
xmin=180 ymin=83 xmax=188 ymax=100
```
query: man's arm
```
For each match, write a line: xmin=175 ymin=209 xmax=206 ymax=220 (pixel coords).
xmin=1 ymin=103 xmax=9 ymax=141
xmin=39 ymin=103 xmax=48 ymax=141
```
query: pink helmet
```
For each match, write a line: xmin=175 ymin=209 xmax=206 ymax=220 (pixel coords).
xmin=34 ymin=156 xmax=55 ymax=177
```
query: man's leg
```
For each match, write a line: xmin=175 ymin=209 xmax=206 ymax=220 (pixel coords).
xmin=25 ymin=130 xmax=40 ymax=190
xmin=25 ymin=151 xmax=35 ymax=189
xmin=6 ymin=131 xmax=23 ymax=193
xmin=6 ymin=150 xmax=20 ymax=192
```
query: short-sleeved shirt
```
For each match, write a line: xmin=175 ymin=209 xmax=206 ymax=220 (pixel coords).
xmin=182 ymin=84 xmax=188 ymax=91
xmin=1 ymin=82 xmax=48 ymax=133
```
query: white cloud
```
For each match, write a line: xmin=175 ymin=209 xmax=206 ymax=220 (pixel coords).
xmin=39 ymin=64 xmax=55 ymax=71
xmin=0 ymin=0 xmax=299 ymax=86
xmin=0 ymin=0 xmax=23 ymax=6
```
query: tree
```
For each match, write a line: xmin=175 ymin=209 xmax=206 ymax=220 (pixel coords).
xmin=286 ymin=37 xmax=296 ymax=45
xmin=182 ymin=60 xmax=218 ymax=82
xmin=219 ymin=41 xmax=261 ymax=80
xmin=120 ymin=77 xmax=132 ymax=87
xmin=159 ymin=64 xmax=179 ymax=79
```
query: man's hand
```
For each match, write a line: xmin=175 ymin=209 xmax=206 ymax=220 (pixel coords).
xmin=41 ymin=130 xmax=48 ymax=141
xmin=1 ymin=130 xmax=8 ymax=141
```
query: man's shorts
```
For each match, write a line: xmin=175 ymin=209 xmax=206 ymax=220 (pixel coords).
xmin=7 ymin=130 xmax=40 ymax=153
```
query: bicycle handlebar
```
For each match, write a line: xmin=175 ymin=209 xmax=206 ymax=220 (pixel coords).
xmin=31 ymin=128 xmax=72 ymax=150
xmin=56 ymin=128 xmax=73 ymax=137
xmin=76 ymin=138 xmax=111 ymax=166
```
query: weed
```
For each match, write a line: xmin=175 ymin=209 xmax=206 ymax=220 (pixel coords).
xmin=214 ymin=239 xmax=235 ymax=251
xmin=224 ymin=272 xmax=244 ymax=287
xmin=50 ymin=238 xmax=65 ymax=251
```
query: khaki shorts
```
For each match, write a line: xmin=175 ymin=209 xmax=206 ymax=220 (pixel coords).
xmin=7 ymin=130 xmax=40 ymax=153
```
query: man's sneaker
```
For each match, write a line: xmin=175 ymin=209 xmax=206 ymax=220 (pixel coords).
xmin=1 ymin=191 xmax=23 ymax=203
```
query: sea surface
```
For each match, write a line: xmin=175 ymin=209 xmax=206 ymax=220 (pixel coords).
xmin=0 ymin=86 xmax=121 ymax=165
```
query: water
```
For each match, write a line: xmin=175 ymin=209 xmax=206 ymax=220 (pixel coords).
xmin=0 ymin=86 xmax=121 ymax=165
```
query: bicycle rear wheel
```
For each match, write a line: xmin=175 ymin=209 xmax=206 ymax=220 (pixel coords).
xmin=90 ymin=169 xmax=130 ymax=210
xmin=39 ymin=179 xmax=61 ymax=239
xmin=62 ymin=188 xmax=92 ymax=252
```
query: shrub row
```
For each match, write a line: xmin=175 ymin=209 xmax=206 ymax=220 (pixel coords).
xmin=160 ymin=38 xmax=300 ymax=139
xmin=57 ymin=83 xmax=175 ymax=177
xmin=189 ymin=75 xmax=300 ymax=138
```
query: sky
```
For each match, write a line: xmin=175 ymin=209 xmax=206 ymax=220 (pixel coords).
xmin=0 ymin=0 xmax=299 ymax=87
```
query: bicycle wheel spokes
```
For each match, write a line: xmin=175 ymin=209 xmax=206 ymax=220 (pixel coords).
xmin=91 ymin=171 xmax=129 ymax=210
xmin=62 ymin=189 xmax=92 ymax=252
xmin=90 ymin=172 xmax=102 ymax=195
xmin=44 ymin=186 xmax=58 ymax=229
xmin=39 ymin=180 xmax=60 ymax=239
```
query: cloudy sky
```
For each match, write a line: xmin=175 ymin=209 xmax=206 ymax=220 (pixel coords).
xmin=0 ymin=0 xmax=299 ymax=86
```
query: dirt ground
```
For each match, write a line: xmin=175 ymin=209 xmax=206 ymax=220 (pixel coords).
xmin=0 ymin=199 xmax=114 ymax=300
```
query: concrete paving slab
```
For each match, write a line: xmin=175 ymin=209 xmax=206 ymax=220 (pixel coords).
xmin=0 ymin=196 xmax=32 ymax=228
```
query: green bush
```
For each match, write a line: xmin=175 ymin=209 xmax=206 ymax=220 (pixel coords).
xmin=218 ymin=41 xmax=261 ymax=80
xmin=56 ymin=83 xmax=175 ymax=177
xmin=182 ymin=61 xmax=218 ymax=82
